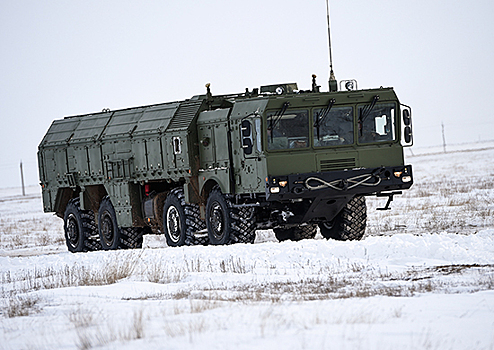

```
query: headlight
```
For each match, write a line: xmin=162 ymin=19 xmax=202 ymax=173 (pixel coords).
xmin=270 ymin=187 xmax=280 ymax=194
xmin=402 ymin=176 xmax=412 ymax=183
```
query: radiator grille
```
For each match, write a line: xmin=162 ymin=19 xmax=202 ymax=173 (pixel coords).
xmin=320 ymin=158 xmax=356 ymax=171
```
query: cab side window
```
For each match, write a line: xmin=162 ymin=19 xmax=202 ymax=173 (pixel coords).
xmin=358 ymin=103 xmax=395 ymax=144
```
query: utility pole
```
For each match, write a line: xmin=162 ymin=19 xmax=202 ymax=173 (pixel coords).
xmin=20 ymin=160 xmax=25 ymax=196
xmin=441 ymin=122 xmax=447 ymax=153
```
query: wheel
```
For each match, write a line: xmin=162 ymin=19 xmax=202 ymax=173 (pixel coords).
xmin=162 ymin=188 xmax=206 ymax=247
xmin=206 ymin=187 xmax=256 ymax=245
xmin=319 ymin=196 xmax=367 ymax=241
xmin=231 ymin=206 xmax=256 ymax=244
xmin=206 ymin=188 xmax=231 ymax=245
xmin=274 ymin=225 xmax=317 ymax=242
xmin=63 ymin=198 xmax=100 ymax=253
xmin=98 ymin=196 xmax=123 ymax=250
xmin=64 ymin=199 xmax=86 ymax=252
xmin=163 ymin=190 xmax=187 ymax=246
xmin=296 ymin=224 xmax=318 ymax=240
xmin=121 ymin=227 xmax=144 ymax=249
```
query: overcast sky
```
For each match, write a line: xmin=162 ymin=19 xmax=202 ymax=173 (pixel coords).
xmin=1 ymin=0 xmax=493 ymax=188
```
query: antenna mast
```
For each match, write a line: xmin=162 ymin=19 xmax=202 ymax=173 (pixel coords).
xmin=326 ymin=0 xmax=337 ymax=91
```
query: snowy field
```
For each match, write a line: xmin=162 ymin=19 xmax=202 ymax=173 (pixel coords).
xmin=1 ymin=142 xmax=494 ymax=350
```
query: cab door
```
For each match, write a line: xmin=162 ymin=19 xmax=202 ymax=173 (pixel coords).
xmin=235 ymin=115 xmax=265 ymax=193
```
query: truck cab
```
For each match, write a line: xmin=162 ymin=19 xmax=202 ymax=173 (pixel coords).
xmin=196 ymin=83 xmax=413 ymax=243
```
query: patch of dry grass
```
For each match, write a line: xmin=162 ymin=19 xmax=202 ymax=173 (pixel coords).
xmin=146 ymin=260 xmax=188 ymax=284
xmin=69 ymin=307 xmax=96 ymax=328
xmin=4 ymin=294 xmax=41 ymax=318
xmin=0 ymin=216 xmax=64 ymax=250
xmin=1 ymin=251 xmax=143 ymax=297
xmin=72 ymin=308 xmax=146 ymax=350
xmin=219 ymin=256 xmax=249 ymax=274
xmin=163 ymin=264 xmax=494 ymax=303
xmin=367 ymin=171 xmax=494 ymax=236
xmin=163 ymin=317 xmax=208 ymax=342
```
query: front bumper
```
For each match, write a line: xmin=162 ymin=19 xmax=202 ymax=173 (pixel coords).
xmin=266 ymin=165 xmax=413 ymax=201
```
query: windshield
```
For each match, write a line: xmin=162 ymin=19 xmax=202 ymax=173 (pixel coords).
xmin=358 ymin=103 xmax=396 ymax=144
xmin=314 ymin=106 xmax=354 ymax=147
xmin=267 ymin=109 xmax=309 ymax=150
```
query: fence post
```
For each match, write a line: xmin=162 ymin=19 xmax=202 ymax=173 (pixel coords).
xmin=20 ymin=160 xmax=25 ymax=196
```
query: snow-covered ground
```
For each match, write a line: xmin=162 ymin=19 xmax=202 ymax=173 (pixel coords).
xmin=1 ymin=142 xmax=494 ymax=350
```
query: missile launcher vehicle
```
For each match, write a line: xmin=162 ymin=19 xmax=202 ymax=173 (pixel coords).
xmin=38 ymin=75 xmax=413 ymax=252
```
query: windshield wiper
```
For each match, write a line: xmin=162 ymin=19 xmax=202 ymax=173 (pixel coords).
xmin=314 ymin=98 xmax=336 ymax=140
xmin=359 ymin=95 xmax=380 ymax=135
xmin=268 ymin=102 xmax=290 ymax=141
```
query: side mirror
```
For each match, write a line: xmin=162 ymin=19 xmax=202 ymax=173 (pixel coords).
xmin=400 ymin=105 xmax=413 ymax=147
xmin=242 ymin=138 xmax=253 ymax=155
xmin=403 ymin=109 xmax=411 ymax=126
xmin=241 ymin=120 xmax=251 ymax=137
xmin=241 ymin=120 xmax=253 ymax=155
xmin=404 ymin=126 xmax=412 ymax=144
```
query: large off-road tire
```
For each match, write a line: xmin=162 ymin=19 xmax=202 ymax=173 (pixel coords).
xmin=163 ymin=188 xmax=206 ymax=247
xmin=206 ymin=188 xmax=256 ymax=245
xmin=296 ymin=225 xmax=318 ymax=240
xmin=98 ymin=196 xmax=124 ymax=250
xmin=63 ymin=198 xmax=100 ymax=253
xmin=206 ymin=188 xmax=232 ymax=245
xmin=231 ymin=206 xmax=256 ymax=244
xmin=319 ymin=196 xmax=367 ymax=241
xmin=274 ymin=224 xmax=317 ymax=242
xmin=120 ymin=227 xmax=144 ymax=249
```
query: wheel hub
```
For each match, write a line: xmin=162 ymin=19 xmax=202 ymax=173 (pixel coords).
xmin=101 ymin=212 xmax=114 ymax=245
xmin=166 ymin=205 xmax=181 ymax=243
xmin=66 ymin=214 xmax=79 ymax=247
xmin=210 ymin=202 xmax=225 ymax=239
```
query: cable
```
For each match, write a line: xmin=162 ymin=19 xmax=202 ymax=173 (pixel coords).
xmin=305 ymin=173 xmax=381 ymax=191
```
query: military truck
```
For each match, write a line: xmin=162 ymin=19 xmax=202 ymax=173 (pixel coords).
xmin=38 ymin=76 xmax=413 ymax=252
